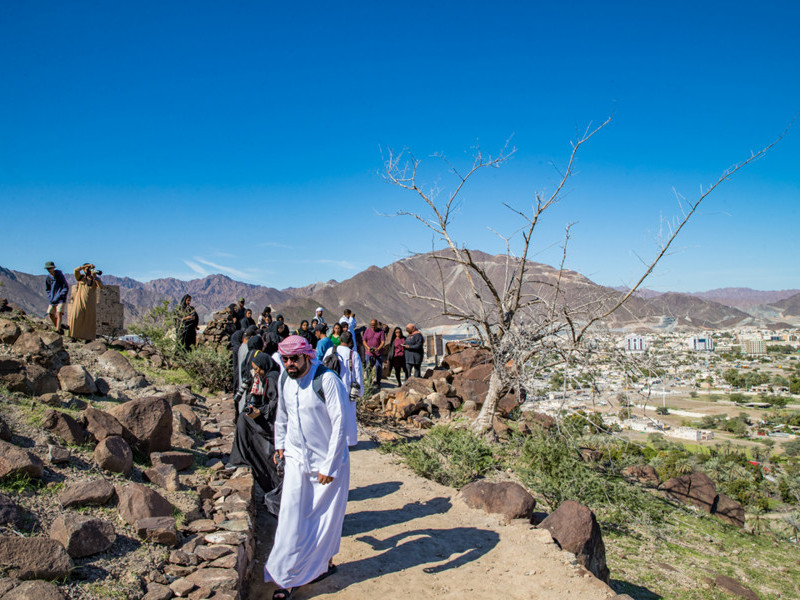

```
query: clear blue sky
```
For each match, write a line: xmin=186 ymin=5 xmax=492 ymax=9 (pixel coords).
xmin=1 ymin=1 xmax=798 ymax=292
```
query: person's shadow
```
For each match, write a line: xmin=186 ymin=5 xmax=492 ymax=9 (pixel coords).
xmin=309 ymin=526 xmax=499 ymax=593
xmin=342 ymin=497 xmax=452 ymax=537
xmin=348 ymin=481 xmax=403 ymax=502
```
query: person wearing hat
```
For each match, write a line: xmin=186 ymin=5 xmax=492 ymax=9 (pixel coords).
xmin=312 ymin=306 xmax=326 ymax=325
xmin=44 ymin=261 xmax=69 ymax=334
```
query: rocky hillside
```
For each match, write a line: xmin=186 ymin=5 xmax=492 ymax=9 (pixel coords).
xmin=3 ymin=252 xmax=792 ymax=330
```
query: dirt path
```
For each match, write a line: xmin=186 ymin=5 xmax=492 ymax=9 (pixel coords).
xmin=247 ymin=434 xmax=618 ymax=600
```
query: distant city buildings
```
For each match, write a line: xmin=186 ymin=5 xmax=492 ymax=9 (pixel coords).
xmin=625 ymin=334 xmax=648 ymax=353
xmin=741 ymin=338 xmax=766 ymax=355
xmin=691 ymin=336 xmax=714 ymax=352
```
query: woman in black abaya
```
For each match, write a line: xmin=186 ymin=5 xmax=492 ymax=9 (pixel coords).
xmin=176 ymin=295 xmax=199 ymax=350
xmin=228 ymin=349 xmax=283 ymax=514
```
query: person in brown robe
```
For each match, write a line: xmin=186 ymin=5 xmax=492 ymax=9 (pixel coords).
xmin=68 ymin=263 xmax=103 ymax=341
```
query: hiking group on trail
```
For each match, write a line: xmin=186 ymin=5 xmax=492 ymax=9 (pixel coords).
xmin=220 ymin=300 xmax=425 ymax=599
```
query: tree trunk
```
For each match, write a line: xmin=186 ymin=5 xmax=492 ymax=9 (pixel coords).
xmin=472 ymin=368 xmax=504 ymax=434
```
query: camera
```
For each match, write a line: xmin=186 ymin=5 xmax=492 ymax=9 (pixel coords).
xmin=275 ymin=455 xmax=285 ymax=476
xmin=243 ymin=404 xmax=256 ymax=416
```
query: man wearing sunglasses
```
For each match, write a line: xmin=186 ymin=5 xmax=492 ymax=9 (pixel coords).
xmin=265 ymin=335 xmax=349 ymax=600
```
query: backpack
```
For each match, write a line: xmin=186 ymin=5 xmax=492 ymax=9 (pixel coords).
xmin=322 ymin=347 xmax=342 ymax=376
xmin=279 ymin=363 xmax=330 ymax=403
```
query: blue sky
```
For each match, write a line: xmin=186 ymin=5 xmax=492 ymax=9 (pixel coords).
xmin=1 ymin=1 xmax=797 ymax=292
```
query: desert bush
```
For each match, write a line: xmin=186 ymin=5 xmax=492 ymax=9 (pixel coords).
xmin=179 ymin=345 xmax=231 ymax=391
xmin=390 ymin=425 xmax=495 ymax=488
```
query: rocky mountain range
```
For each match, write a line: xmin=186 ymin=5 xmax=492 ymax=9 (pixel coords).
xmin=2 ymin=254 xmax=798 ymax=331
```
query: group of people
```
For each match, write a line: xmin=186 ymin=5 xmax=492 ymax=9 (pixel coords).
xmin=43 ymin=260 xmax=104 ymax=341
xmin=223 ymin=302 xmax=425 ymax=599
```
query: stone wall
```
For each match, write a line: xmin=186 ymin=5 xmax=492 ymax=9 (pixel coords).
xmin=68 ymin=284 xmax=125 ymax=336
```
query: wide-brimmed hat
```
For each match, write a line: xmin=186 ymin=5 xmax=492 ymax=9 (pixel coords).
xmin=44 ymin=261 xmax=55 ymax=270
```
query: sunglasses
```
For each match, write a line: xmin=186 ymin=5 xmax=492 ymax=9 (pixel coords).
xmin=280 ymin=354 xmax=304 ymax=363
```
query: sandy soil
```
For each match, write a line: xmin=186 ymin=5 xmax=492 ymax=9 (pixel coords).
xmin=247 ymin=434 xmax=618 ymax=600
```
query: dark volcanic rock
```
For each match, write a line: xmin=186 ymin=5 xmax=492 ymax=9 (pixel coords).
xmin=0 ymin=415 xmax=11 ymax=441
xmin=0 ymin=319 xmax=21 ymax=345
xmin=0 ymin=492 xmax=31 ymax=529
xmin=23 ymin=364 xmax=60 ymax=396
xmin=135 ymin=516 xmax=178 ymax=546
xmin=460 ymin=480 xmax=536 ymax=521
xmin=441 ymin=347 xmax=492 ymax=371
xmin=621 ymin=465 xmax=660 ymax=487
xmin=59 ymin=479 xmax=115 ymax=508
xmin=539 ymin=500 xmax=610 ymax=583
xmin=96 ymin=349 xmax=140 ymax=381
xmin=452 ymin=363 xmax=493 ymax=404
xmin=660 ymin=472 xmax=717 ymax=513
xmin=93 ymin=435 xmax=133 ymax=476
xmin=116 ymin=483 xmax=174 ymax=525
xmin=0 ymin=440 xmax=43 ymax=479
xmin=0 ymin=358 xmax=28 ymax=393
xmin=108 ymin=395 xmax=173 ymax=454
xmin=49 ymin=513 xmax=116 ymax=558
xmin=83 ymin=406 xmax=125 ymax=442
xmin=144 ymin=464 xmax=180 ymax=492
xmin=57 ymin=365 xmax=97 ymax=395
xmin=41 ymin=410 xmax=86 ymax=445
xmin=149 ymin=452 xmax=196 ymax=472
xmin=0 ymin=536 xmax=73 ymax=580
xmin=714 ymin=493 xmax=745 ymax=528
xmin=1 ymin=580 xmax=66 ymax=600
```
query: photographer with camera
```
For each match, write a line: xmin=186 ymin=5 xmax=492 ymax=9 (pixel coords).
xmin=68 ymin=263 xmax=104 ymax=341
xmin=228 ymin=348 xmax=283 ymax=515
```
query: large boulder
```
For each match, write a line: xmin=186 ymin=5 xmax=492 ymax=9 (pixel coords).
xmin=115 ymin=483 xmax=174 ymax=525
xmin=522 ymin=410 xmax=557 ymax=431
xmin=11 ymin=333 xmax=68 ymax=371
xmin=496 ymin=390 xmax=519 ymax=417
xmin=144 ymin=464 xmax=180 ymax=492
xmin=0 ymin=440 xmax=43 ymax=479
xmin=23 ymin=364 xmax=59 ymax=396
xmin=0 ymin=580 xmax=65 ymax=600
xmin=83 ymin=407 xmax=125 ymax=442
xmin=441 ymin=346 xmax=492 ymax=371
xmin=57 ymin=365 xmax=97 ymax=395
xmin=41 ymin=410 xmax=86 ymax=445
xmin=660 ymin=472 xmax=717 ymax=513
xmin=150 ymin=451 xmax=195 ymax=471
xmin=49 ymin=513 xmax=116 ymax=558
xmin=96 ymin=350 xmax=140 ymax=381
xmin=172 ymin=404 xmax=201 ymax=434
xmin=0 ymin=536 xmax=73 ymax=580
xmin=459 ymin=480 xmax=536 ymax=522
xmin=621 ymin=465 xmax=660 ymax=487
xmin=714 ymin=493 xmax=745 ymax=528
xmin=452 ymin=363 xmax=493 ymax=404
xmin=0 ymin=358 xmax=28 ymax=393
xmin=0 ymin=319 xmax=21 ymax=344
xmin=58 ymin=479 xmax=115 ymax=508
xmin=539 ymin=500 xmax=610 ymax=583
xmin=11 ymin=332 xmax=46 ymax=357
xmin=108 ymin=395 xmax=173 ymax=454
xmin=93 ymin=436 xmax=133 ymax=476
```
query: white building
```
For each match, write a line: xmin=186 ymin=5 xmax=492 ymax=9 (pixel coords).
xmin=669 ymin=427 xmax=714 ymax=442
xmin=625 ymin=334 xmax=648 ymax=353
xmin=691 ymin=336 xmax=714 ymax=351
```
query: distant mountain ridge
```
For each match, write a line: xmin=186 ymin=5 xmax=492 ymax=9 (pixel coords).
xmin=1 ymin=256 xmax=796 ymax=331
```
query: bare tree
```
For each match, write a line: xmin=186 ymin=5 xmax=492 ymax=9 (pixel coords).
xmin=384 ymin=119 xmax=787 ymax=435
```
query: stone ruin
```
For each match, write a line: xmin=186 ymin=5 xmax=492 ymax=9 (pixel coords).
xmin=68 ymin=284 xmax=125 ymax=336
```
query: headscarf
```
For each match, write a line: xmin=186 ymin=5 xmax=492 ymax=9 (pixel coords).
xmin=244 ymin=324 xmax=258 ymax=337
xmin=180 ymin=294 xmax=192 ymax=307
xmin=251 ymin=350 xmax=272 ymax=372
xmin=247 ymin=335 xmax=264 ymax=351
xmin=278 ymin=335 xmax=316 ymax=358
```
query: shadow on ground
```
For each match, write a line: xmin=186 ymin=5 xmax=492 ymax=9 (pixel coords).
xmin=342 ymin=497 xmax=452 ymax=537
xmin=611 ymin=579 xmax=663 ymax=599
xmin=348 ymin=481 xmax=403 ymax=502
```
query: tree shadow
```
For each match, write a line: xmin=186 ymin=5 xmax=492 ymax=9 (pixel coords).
xmin=611 ymin=579 xmax=663 ymax=599
xmin=348 ymin=481 xmax=403 ymax=502
xmin=342 ymin=497 xmax=452 ymax=537
xmin=311 ymin=527 xmax=499 ymax=592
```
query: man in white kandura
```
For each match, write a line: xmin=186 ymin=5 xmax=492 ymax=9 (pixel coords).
xmin=265 ymin=335 xmax=350 ymax=600
xmin=323 ymin=331 xmax=364 ymax=447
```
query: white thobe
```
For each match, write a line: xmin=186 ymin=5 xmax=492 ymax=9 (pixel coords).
xmin=338 ymin=315 xmax=356 ymax=334
xmin=265 ymin=360 xmax=350 ymax=589
xmin=323 ymin=345 xmax=363 ymax=447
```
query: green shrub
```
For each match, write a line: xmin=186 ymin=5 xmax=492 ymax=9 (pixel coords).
xmin=390 ymin=425 xmax=495 ymax=488
xmin=178 ymin=345 xmax=230 ymax=391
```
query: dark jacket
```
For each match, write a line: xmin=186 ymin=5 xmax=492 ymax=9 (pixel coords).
xmin=404 ymin=332 xmax=424 ymax=366
xmin=45 ymin=269 xmax=69 ymax=305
